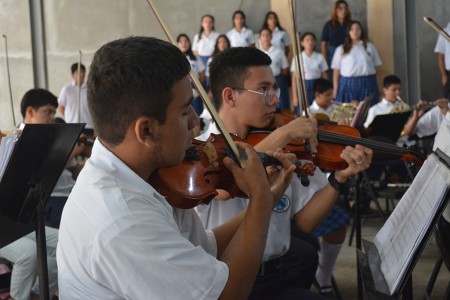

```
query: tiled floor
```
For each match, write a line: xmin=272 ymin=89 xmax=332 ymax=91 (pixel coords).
xmin=331 ymin=214 xmax=450 ymax=299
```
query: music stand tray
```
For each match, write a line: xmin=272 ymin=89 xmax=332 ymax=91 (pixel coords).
xmin=367 ymin=111 xmax=412 ymax=143
xmin=0 ymin=123 xmax=84 ymax=248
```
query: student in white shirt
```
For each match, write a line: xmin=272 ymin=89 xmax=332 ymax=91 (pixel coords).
xmin=192 ymin=14 xmax=220 ymax=66
xmin=226 ymin=10 xmax=255 ymax=47
xmin=434 ymin=22 xmax=450 ymax=99
xmin=201 ymin=47 xmax=373 ymax=298
xmin=56 ymin=36 xmax=296 ymax=300
xmin=58 ymin=63 xmax=94 ymax=135
xmin=364 ymin=75 xmax=403 ymax=128
xmin=0 ymin=89 xmax=72 ymax=300
xmin=331 ymin=20 xmax=382 ymax=105
xmin=177 ymin=33 xmax=206 ymax=117
xmin=291 ymin=32 xmax=328 ymax=110
xmin=261 ymin=11 xmax=291 ymax=57
xmin=259 ymin=28 xmax=290 ymax=111
xmin=308 ymin=78 xmax=339 ymax=118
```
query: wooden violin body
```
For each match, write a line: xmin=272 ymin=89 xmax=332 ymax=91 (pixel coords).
xmin=149 ymin=133 xmax=315 ymax=209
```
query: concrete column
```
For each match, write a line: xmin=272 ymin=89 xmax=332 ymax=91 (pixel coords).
xmin=29 ymin=0 xmax=48 ymax=89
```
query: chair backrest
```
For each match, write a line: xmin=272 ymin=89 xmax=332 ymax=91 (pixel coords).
xmin=435 ymin=216 xmax=450 ymax=270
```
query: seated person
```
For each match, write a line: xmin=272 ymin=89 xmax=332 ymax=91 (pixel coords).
xmin=56 ymin=36 xmax=295 ymax=299
xmin=309 ymin=78 xmax=339 ymax=117
xmin=196 ymin=47 xmax=373 ymax=298
xmin=0 ymin=89 xmax=65 ymax=300
xmin=364 ymin=75 xmax=403 ymax=128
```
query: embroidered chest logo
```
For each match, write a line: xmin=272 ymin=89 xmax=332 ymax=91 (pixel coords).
xmin=273 ymin=194 xmax=290 ymax=213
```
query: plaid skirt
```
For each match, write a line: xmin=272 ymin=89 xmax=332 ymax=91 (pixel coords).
xmin=275 ymin=75 xmax=291 ymax=110
xmin=335 ymin=74 xmax=379 ymax=105
xmin=311 ymin=204 xmax=349 ymax=237
xmin=305 ymin=79 xmax=316 ymax=106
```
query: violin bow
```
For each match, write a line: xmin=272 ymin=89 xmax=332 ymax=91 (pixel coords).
xmin=76 ymin=50 xmax=82 ymax=123
xmin=2 ymin=34 xmax=16 ymax=127
xmin=424 ymin=17 xmax=450 ymax=43
xmin=288 ymin=0 xmax=312 ymax=153
xmin=288 ymin=0 xmax=308 ymax=118
xmin=145 ymin=0 xmax=245 ymax=167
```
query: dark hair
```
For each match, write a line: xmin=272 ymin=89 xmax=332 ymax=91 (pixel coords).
xmin=300 ymin=32 xmax=316 ymax=51
xmin=209 ymin=47 xmax=272 ymax=110
xmin=177 ymin=33 xmax=196 ymax=60
xmin=20 ymin=88 xmax=58 ymax=118
xmin=87 ymin=36 xmax=190 ymax=145
xmin=313 ymin=78 xmax=333 ymax=94
xmin=262 ymin=11 xmax=285 ymax=32
xmin=70 ymin=63 xmax=86 ymax=74
xmin=212 ymin=34 xmax=231 ymax=56
xmin=331 ymin=0 xmax=352 ymax=27
xmin=198 ymin=15 xmax=215 ymax=41
xmin=232 ymin=10 xmax=247 ymax=28
xmin=343 ymin=21 xmax=367 ymax=54
xmin=383 ymin=75 xmax=401 ymax=88
xmin=259 ymin=27 xmax=272 ymax=36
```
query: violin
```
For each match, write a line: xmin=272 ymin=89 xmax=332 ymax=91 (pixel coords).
xmin=148 ymin=133 xmax=315 ymax=209
xmin=247 ymin=113 xmax=425 ymax=171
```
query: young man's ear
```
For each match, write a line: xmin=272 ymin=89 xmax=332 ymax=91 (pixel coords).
xmin=25 ymin=106 xmax=35 ymax=120
xmin=134 ymin=116 xmax=160 ymax=146
xmin=222 ymin=87 xmax=236 ymax=107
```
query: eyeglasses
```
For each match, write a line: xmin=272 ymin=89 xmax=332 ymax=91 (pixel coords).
xmin=232 ymin=87 xmax=281 ymax=105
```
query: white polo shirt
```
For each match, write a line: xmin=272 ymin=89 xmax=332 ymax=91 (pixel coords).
xmin=416 ymin=105 xmax=449 ymax=138
xmin=331 ymin=41 xmax=382 ymax=77
xmin=434 ymin=22 xmax=450 ymax=71
xmin=271 ymin=27 xmax=291 ymax=50
xmin=364 ymin=98 xmax=401 ymax=128
xmin=290 ymin=52 xmax=328 ymax=80
xmin=226 ymin=27 xmax=255 ymax=47
xmin=261 ymin=46 xmax=289 ymax=77
xmin=192 ymin=31 xmax=220 ymax=57
xmin=309 ymin=100 xmax=338 ymax=117
xmin=57 ymin=140 xmax=228 ymax=299
xmin=195 ymin=124 xmax=328 ymax=261
xmin=58 ymin=81 xmax=93 ymax=129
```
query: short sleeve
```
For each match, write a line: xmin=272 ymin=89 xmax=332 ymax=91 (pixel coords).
xmin=58 ymin=86 xmax=68 ymax=106
xmin=192 ymin=34 xmax=200 ymax=52
xmin=318 ymin=53 xmax=329 ymax=71
xmin=321 ymin=21 xmax=331 ymax=42
xmin=282 ymin=31 xmax=291 ymax=46
xmin=368 ymin=43 xmax=382 ymax=67
xmin=331 ymin=45 xmax=344 ymax=69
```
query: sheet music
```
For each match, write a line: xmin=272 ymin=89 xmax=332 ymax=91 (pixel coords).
xmin=372 ymin=153 xmax=450 ymax=294
xmin=0 ymin=133 xmax=19 ymax=181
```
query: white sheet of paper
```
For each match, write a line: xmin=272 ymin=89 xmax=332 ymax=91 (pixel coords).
xmin=373 ymin=153 xmax=450 ymax=294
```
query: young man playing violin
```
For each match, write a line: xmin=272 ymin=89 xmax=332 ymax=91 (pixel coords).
xmin=196 ymin=47 xmax=373 ymax=298
xmin=56 ymin=36 xmax=296 ymax=300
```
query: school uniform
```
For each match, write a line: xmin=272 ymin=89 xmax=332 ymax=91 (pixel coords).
xmin=309 ymin=100 xmax=338 ymax=117
xmin=434 ymin=22 xmax=450 ymax=98
xmin=261 ymin=46 xmax=290 ymax=110
xmin=226 ymin=27 xmax=254 ymax=47
xmin=364 ymin=98 xmax=402 ymax=128
xmin=57 ymin=140 xmax=228 ymax=299
xmin=331 ymin=41 xmax=382 ymax=104
xmin=186 ymin=54 xmax=206 ymax=116
xmin=415 ymin=105 xmax=449 ymax=138
xmin=291 ymin=52 xmax=328 ymax=105
xmin=192 ymin=31 xmax=220 ymax=65
xmin=271 ymin=27 xmax=291 ymax=50
xmin=196 ymin=123 xmax=347 ymax=300
xmin=321 ymin=20 xmax=350 ymax=78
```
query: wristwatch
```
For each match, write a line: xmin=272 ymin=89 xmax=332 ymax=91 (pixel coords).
xmin=328 ymin=171 xmax=348 ymax=191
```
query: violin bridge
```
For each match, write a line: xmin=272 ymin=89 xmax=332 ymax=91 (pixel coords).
xmin=203 ymin=141 xmax=218 ymax=164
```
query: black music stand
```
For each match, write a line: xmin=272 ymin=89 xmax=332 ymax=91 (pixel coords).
xmin=366 ymin=111 xmax=412 ymax=143
xmin=357 ymin=149 xmax=450 ymax=299
xmin=0 ymin=123 xmax=84 ymax=299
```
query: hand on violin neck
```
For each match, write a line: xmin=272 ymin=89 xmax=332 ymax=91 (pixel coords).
xmin=264 ymin=148 xmax=296 ymax=205
xmin=335 ymin=144 xmax=373 ymax=181
xmin=223 ymin=141 xmax=272 ymax=208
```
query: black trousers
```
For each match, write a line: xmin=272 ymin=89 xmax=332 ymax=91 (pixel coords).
xmin=248 ymin=235 xmax=325 ymax=300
